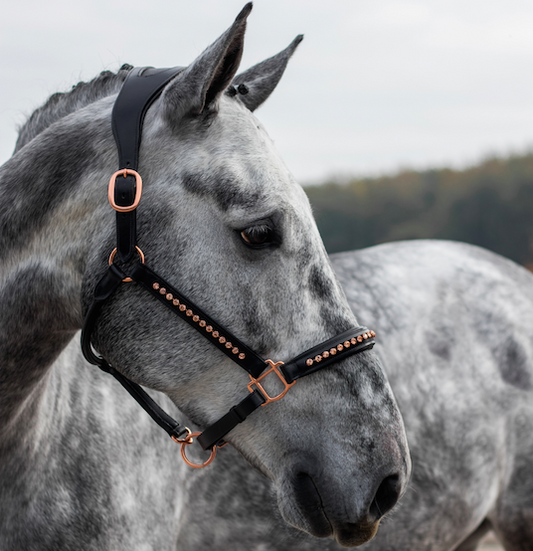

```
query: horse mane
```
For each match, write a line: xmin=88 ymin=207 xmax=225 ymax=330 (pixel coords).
xmin=14 ymin=64 xmax=134 ymax=153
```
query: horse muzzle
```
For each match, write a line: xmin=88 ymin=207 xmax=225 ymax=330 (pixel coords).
xmin=277 ymin=462 xmax=405 ymax=547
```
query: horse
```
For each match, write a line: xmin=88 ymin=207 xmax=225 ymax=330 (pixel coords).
xmin=0 ymin=4 xmax=409 ymax=550
xmin=0 ymin=4 xmax=531 ymax=551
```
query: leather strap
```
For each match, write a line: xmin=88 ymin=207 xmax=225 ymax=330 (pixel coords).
xmin=112 ymin=66 xmax=184 ymax=171
xmin=114 ymin=175 xmax=137 ymax=262
xmin=81 ymin=264 xmax=126 ymax=366
xmin=111 ymin=66 xmax=183 ymax=262
xmin=282 ymin=327 xmax=375 ymax=384
xmin=81 ymin=265 xmax=189 ymax=440
xmin=102 ymin=358 xmax=188 ymax=440
xmin=197 ymin=390 xmax=266 ymax=450
xmin=131 ymin=264 xmax=268 ymax=378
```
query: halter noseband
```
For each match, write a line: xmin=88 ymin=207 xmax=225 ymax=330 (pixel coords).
xmin=81 ymin=67 xmax=376 ymax=468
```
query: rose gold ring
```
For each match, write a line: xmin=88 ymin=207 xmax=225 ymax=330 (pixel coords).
xmin=171 ymin=427 xmax=194 ymax=445
xmin=180 ymin=432 xmax=217 ymax=469
xmin=108 ymin=246 xmax=145 ymax=282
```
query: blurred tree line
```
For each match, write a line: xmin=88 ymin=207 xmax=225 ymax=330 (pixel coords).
xmin=305 ymin=153 xmax=533 ymax=268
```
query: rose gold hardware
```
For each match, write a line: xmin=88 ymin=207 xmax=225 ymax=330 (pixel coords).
xmin=172 ymin=299 xmax=179 ymax=306
xmin=199 ymin=320 xmax=207 ymax=328
xmin=212 ymin=331 xmax=219 ymax=338
xmin=206 ymin=326 xmax=213 ymax=333
xmin=247 ymin=359 xmax=295 ymax=406
xmin=238 ymin=353 xmax=245 ymax=360
xmin=171 ymin=427 xmax=193 ymax=445
xmin=108 ymin=169 xmax=143 ymax=212
xmin=153 ymin=282 xmax=160 ymax=290
xmin=108 ymin=246 xmax=145 ymax=282
xmin=166 ymin=293 xmax=173 ymax=301
xmin=193 ymin=315 xmax=200 ymax=322
xmin=225 ymin=342 xmax=232 ymax=349
xmin=179 ymin=432 xmax=217 ymax=469
xmin=159 ymin=288 xmax=166 ymax=295
xmin=179 ymin=304 xmax=186 ymax=312
xmin=302 ymin=331 xmax=376 ymax=370
xmin=219 ymin=336 xmax=226 ymax=344
xmin=232 ymin=347 xmax=239 ymax=355
xmin=186 ymin=309 xmax=193 ymax=317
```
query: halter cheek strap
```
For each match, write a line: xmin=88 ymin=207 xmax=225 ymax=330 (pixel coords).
xmin=81 ymin=66 xmax=376 ymax=467
xmin=109 ymin=66 xmax=185 ymax=264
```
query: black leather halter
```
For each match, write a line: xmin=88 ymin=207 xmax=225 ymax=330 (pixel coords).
xmin=81 ymin=66 xmax=376 ymax=467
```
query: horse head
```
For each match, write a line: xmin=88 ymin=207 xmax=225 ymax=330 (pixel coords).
xmin=9 ymin=4 xmax=410 ymax=547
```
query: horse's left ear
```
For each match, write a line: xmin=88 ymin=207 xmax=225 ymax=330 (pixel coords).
xmin=230 ymin=34 xmax=303 ymax=112
xmin=161 ymin=3 xmax=251 ymax=121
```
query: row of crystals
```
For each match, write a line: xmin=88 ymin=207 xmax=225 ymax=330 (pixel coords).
xmin=305 ymin=331 xmax=376 ymax=367
xmin=152 ymin=282 xmax=246 ymax=360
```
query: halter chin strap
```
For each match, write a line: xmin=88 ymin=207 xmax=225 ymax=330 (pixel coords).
xmin=81 ymin=66 xmax=376 ymax=467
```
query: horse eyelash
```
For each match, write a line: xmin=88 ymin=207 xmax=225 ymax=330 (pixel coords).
xmin=239 ymin=224 xmax=280 ymax=248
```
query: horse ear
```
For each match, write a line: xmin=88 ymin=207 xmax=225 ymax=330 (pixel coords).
xmin=161 ymin=3 xmax=251 ymax=120
xmin=230 ymin=34 xmax=303 ymax=112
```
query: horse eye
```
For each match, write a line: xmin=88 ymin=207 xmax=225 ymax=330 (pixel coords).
xmin=240 ymin=225 xmax=277 ymax=248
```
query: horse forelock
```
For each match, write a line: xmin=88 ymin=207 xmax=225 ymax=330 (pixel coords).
xmin=15 ymin=64 xmax=134 ymax=153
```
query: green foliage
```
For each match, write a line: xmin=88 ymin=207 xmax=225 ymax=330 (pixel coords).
xmin=305 ymin=153 xmax=533 ymax=266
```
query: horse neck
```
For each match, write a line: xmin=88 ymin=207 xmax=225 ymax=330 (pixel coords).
xmin=0 ymin=103 xmax=114 ymax=439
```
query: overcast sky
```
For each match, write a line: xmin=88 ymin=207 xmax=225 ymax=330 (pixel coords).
xmin=1 ymin=0 xmax=533 ymax=183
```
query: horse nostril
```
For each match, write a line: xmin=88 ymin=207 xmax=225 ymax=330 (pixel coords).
xmin=291 ymin=471 xmax=332 ymax=538
xmin=369 ymin=474 xmax=401 ymax=520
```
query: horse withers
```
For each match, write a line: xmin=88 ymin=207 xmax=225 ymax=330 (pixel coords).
xmin=0 ymin=4 xmax=410 ymax=550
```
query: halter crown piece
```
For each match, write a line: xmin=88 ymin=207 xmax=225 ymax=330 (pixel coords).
xmin=81 ymin=67 xmax=376 ymax=468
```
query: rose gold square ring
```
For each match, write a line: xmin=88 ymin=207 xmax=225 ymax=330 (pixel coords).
xmin=247 ymin=359 xmax=295 ymax=406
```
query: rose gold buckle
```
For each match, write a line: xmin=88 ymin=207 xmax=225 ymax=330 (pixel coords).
xmin=108 ymin=169 xmax=143 ymax=212
xmin=247 ymin=359 xmax=295 ymax=406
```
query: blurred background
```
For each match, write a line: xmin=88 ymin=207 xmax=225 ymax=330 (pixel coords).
xmin=1 ymin=0 xmax=533 ymax=268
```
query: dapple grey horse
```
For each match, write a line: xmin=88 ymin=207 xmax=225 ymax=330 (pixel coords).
xmin=0 ymin=4 xmax=531 ymax=551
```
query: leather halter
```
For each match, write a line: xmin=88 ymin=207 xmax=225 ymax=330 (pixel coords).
xmin=81 ymin=66 xmax=376 ymax=467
